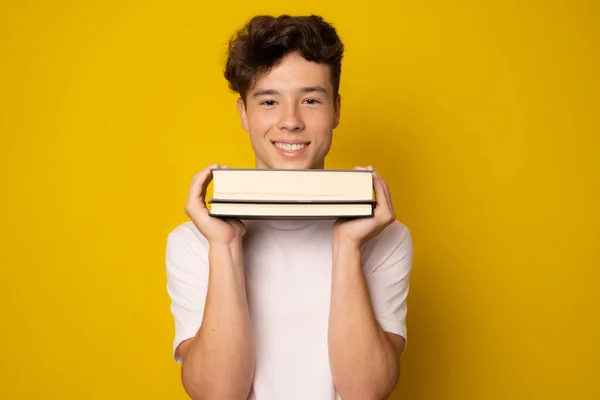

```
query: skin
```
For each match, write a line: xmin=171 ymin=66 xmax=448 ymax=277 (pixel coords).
xmin=178 ymin=51 xmax=405 ymax=400
xmin=236 ymin=51 xmax=340 ymax=170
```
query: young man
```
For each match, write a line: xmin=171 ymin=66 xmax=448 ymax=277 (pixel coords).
xmin=166 ymin=14 xmax=413 ymax=400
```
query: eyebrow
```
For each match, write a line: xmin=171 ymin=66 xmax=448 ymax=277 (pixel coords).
xmin=252 ymin=86 xmax=328 ymax=98
xmin=252 ymin=89 xmax=279 ymax=97
xmin=300 ymin=86 xmax=328 ymax=94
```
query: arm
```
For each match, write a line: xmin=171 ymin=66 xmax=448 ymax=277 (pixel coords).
xmin=167 ymin=164 xmax=254 ymax=400
xmin=328 ymin=241 xmax=404 ymax=400
xmin=329 ymin=166 xmax=411 ymax=400
xmin=177 ymin=241 xmax=254 ymax=400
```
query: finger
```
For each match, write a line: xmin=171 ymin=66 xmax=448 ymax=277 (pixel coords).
xmin=372 ymin=172 xmax=392 ymax=217
xmin=353 ymin=166 xmax=366 ymax=170
xmin=372 ymin=172 xmax=388 ymax=208
xmin=189 ymin=164 xmax=220 ymax=206
xmin=374 ymin=172 xmax=396 ymax=221
xmin=377 ymin=172 xmax=394 ymax=208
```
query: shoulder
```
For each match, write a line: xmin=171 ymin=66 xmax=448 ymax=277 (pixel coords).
xmin=365 ymin=220 xmax=412 ymax=255
xmin=167 ymin=221 xmax=206 ymax=243
xmin=361 ymin=220 xmax=413 ymax=275
xmin=166 ymin=221 xmax=210 ymax=264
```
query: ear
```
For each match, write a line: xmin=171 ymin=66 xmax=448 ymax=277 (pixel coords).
xmin=333 ymin=93 xmax=341 ymax=129
xmin=236 ymin=97 xmax=249 ymax=132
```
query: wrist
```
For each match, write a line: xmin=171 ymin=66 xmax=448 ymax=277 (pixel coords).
xmin=208 ymin=240 xmax=244 ymax=266
xmin=208 ymin=236 xmax=243 ymax=250
xmin=332 ymin=239 xmax=362 ymax=267
xmin=332 ymin=237 xmax=362 ymax=253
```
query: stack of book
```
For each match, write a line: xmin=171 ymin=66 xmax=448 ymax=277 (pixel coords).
xmin=208 ymin=168 xmax=374 ymax=219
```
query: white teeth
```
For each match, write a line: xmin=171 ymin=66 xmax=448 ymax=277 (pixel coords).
xmin=275 ymin=142 xmax=307 ymax=151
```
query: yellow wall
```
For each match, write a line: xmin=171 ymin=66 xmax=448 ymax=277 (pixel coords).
xmin=1 ymin=1 xmax=598 ymax=399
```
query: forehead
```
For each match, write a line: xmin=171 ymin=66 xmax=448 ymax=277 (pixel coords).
xmin=251 ymin=52 xmax=332 ymax=92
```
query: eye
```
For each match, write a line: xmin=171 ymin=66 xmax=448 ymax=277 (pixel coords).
xmin=260 ymin=100 xmax=277 ymax=106
xmin=304 ymin=98 xmax=321 ymax=105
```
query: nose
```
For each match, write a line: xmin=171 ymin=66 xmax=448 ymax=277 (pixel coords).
xmin=278 ymin=103 xmax=305 ymax=132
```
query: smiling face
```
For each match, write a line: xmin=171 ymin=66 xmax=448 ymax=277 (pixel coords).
xmin=236 ymin=51 xmax=341 ymax=170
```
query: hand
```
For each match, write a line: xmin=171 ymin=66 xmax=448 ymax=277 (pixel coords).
xmin=185 ymin=164 xmax=246 ymax=246
xmin=332 ymin=166 xmax=396 ymax=248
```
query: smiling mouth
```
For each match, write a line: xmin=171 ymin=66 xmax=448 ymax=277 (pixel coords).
xmin=271 ymin=141 xmax=310 ymax=152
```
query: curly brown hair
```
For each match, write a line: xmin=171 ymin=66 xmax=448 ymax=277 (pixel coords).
xmin=224 ymin=14 xmax=344 ymax=102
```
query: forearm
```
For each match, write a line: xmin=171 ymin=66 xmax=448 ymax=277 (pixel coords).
xmin=181 ymin=241 xmax=254 ymax=400
xmin=328 ymin=241 xmax=399 ymax=400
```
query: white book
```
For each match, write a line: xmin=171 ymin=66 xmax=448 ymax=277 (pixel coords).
xmin=210 ymin=168 xmax=374 ymax=202
xmin=208 ymin=168 xmax=375 ymax=219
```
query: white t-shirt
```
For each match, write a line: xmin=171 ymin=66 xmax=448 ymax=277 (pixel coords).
xmin=165 ymin=218 xmax=413 ymax=399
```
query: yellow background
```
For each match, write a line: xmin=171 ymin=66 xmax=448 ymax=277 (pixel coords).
xmin=1 ymin=0 xmax=598 ymax=399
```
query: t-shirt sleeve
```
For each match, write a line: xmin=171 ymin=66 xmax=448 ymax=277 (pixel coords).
xmin=364 ymin=222 xmax=413 ymax=343
xmin=165 ymin=223 xmax=210 ymax=363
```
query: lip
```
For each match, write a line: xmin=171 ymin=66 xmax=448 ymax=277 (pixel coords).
xmin=271 ymin=141 xmax=310 ymax=159
xmin=271 ymin=139 xmax=311 ymax=145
